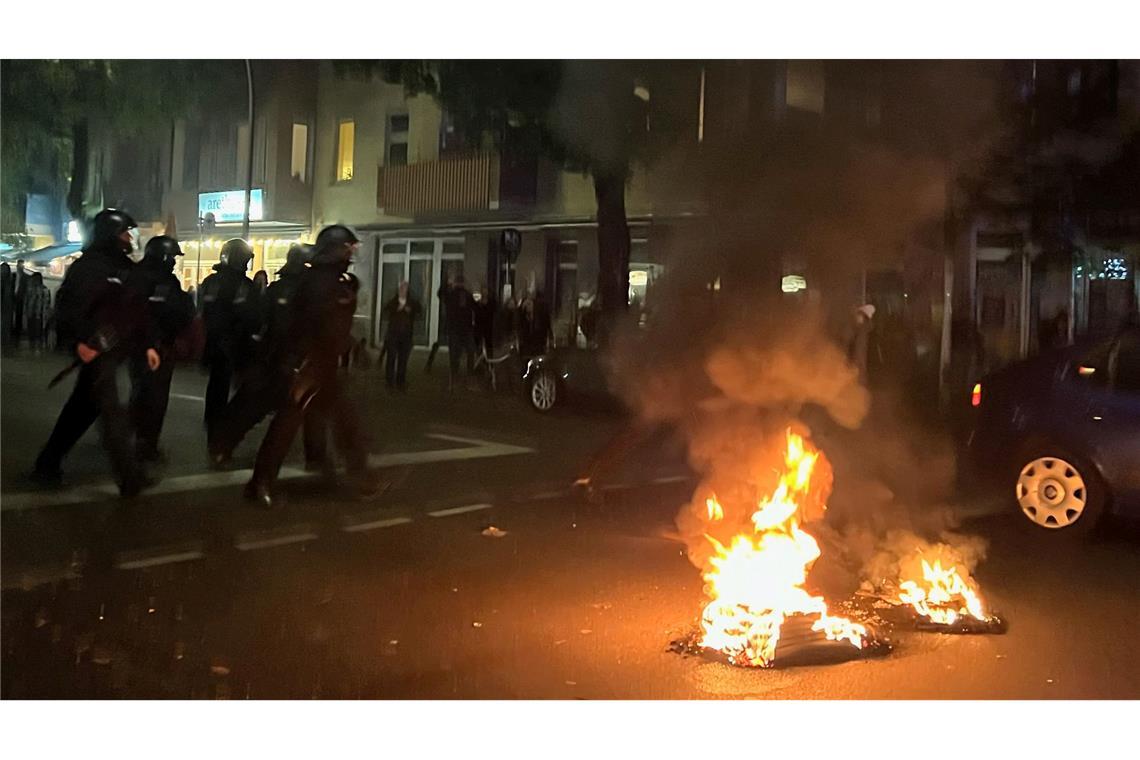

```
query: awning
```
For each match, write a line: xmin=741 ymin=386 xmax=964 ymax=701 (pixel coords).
xmin=4 ymin=242 xmax=82 ymax=266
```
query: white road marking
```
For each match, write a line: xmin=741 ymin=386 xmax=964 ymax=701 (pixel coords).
xmin=531 ymin=490 xmax=569 ymax=500
xmin=428 ymin=503 xmax=493 ymax=518
xmin=235 ymin=528 xmax=319 ymax=551
xmin=652 ymin=474 xmax=691 ymax=484
xmin=170 ymin=393 xmax=205 ymax=402
xmin=1 ymin=435 xmax=533 ymax=512
xmin=116 ymin=543 xmax=205 ymax=570
xmin=341 ymin=515 xmax=413 ymax=533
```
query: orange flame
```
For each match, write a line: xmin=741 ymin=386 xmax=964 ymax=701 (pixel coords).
xmin=898 ymin=557 xmax=988 ymax=625
xmin=698 ymin=431 xmax=866 ymax=667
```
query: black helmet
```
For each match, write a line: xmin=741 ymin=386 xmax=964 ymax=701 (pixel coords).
xmin=311 ymin=225 xmax=360 ymax=265
xmin=90 ymin=208 xmax=138 ymax=253
xmin=143 ymin=235 xmax=183 ymax=272
xmin=279 ymin=243 xmax=312 ymax=276
xmin=219 ymin=238 xmax=254 ymax=272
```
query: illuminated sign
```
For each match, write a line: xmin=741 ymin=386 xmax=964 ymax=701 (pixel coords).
xmin=197 ymin=189 xmax=264 ymax=223
xmin=781 ymin=274 xmax=807 ymax=293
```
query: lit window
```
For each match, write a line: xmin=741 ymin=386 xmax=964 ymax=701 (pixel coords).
xmin=291 ymin=123 xmax=309 ymax=183
xmin=785 ymin=60 xmax=825 ymax=114
xmin=336 ymin=120 xmax=355 ymax=182
xmin=388 ymin=114 xmax=409 ymax=166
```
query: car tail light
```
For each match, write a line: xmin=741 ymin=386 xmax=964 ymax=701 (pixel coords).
xmin=971 ymin=382 xmax=982 ymax=407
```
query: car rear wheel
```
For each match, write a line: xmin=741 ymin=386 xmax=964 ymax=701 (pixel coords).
xmin=1014 ymin=449 xmax=1104 ymax=536
xmin=529 ymin=369 xmax=558 ymax=412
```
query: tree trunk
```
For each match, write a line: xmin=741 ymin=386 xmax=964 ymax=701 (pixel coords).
xmin=66 ymin=119 xmax=89 ymax=221
xmin=593 ymin=167 xmax=631 ymax=338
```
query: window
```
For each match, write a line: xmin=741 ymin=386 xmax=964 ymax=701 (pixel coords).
xmin=336 ymin=120 xmax=355 ymax=182
xmin=439 ymin=111 xmax=471 ymax=156
xmin=291 ymin=123 xmax=309 ymax=182
xmin=387 ymin=114 xmax=409 ymax=166
xmin=785 ymin=60 xmax=825 ymax=114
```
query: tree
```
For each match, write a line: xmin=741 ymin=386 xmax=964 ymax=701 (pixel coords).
xmin=2 ymin=60 xmax=246 ymax=231
xmin=340 ymin=60 xmax=688 ymax=334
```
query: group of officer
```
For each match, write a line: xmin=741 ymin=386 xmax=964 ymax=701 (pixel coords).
xmin=30 ymin=207 xmax=380 ymax=509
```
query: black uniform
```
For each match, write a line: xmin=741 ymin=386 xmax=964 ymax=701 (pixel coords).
xmin=209 ymin=251 xmax=327 ymax=466
xmin=32 ymin=210 xmax=157 ymax=495
xmin=382 ymin=293 xmax=422 ymax=389
xmin=199 ymin=249 xmax=261 ymax=438
xmin=126 ymin=237 xmax=194 ymax=461
xmin=247 ymin=227 xmax=371 ymax=505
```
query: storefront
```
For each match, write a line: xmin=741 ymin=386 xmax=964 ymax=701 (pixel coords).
xmin=373 ymin=237 xmax=466 ymax=348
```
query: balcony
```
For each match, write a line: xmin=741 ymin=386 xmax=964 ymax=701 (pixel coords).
xmin=377 ymin=151 xmax=537 ymax=217
xmin=377 ymin=152 xmax=498 ymax=216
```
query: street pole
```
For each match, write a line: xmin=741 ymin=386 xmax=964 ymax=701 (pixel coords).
xmin=241 ymin=59 xmax=255 ymax=242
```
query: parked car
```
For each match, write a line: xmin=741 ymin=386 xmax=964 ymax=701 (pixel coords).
xmin=522 ymin=346 xmax=617 ymax=412
xmin=963 ymin=325 xmax=1140 ymax=536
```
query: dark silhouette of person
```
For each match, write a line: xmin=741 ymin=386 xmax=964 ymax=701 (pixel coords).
xmin=382 ymin=280 xmax=422 ymax=391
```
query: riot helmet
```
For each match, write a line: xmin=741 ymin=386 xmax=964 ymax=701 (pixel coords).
xmin=143 ymin=235 xmax=183 ymax=273
xmin=311 ymin=225 xmax=360 ymax=266
xmin=90 ymin=208 xmax=139 ymax=254
xmin=279 ymin=243 xmax=312 ymax=276
xmin=219 ymin=238 xmax=254 ymax=273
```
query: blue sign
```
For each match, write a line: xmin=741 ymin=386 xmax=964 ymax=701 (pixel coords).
xmin=25 ymin=194 xmax=58 ymax=236
xmin=198 ymin=189 xmax=264 ymax=223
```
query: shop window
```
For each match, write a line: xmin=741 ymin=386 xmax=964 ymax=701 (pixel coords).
xmin=291 ymin=123 xmax=309 ymax=183
xmin=336 ymin=119 xmax=355 ymax=182
xmin=387 ymin=114 xmax=409 ymax=167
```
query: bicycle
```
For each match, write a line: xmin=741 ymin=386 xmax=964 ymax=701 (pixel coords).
xmin=473 ymin=340 xmax=520 ymax=393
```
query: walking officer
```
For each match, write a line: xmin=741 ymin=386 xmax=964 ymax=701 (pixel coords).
xmin=208 ymin=244 xmax=328 ymax=470
xmin=198 ymin=238 xmax=261 ymax=440
xmin=126 ymin=235 xmax=195 ymax=463
xmin=245 ymin=225 xmax=382 ymax=508
xmin=31 ymin=209 xmax=161 ymax=496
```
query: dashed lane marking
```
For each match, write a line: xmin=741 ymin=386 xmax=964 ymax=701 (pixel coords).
xmin=235 ymin=527 xmax=320 ymax=552
xmin=170 ymin=393 xmax=205 ymax=402
xmin=341 ymin=515 xmax=414 ymax=533
xmin=1 ymin=435 xmax=533 ymax=512
xmin=652 ymin=474 xmax=691 ymax=484
xmin=427 ymin=503 xmax=493 ymax=518
xmin=115 ymin=542 xmax=205 ymax=570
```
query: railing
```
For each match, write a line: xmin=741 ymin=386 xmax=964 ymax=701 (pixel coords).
xmin=377 ymin=152 xmax=500 ymax=215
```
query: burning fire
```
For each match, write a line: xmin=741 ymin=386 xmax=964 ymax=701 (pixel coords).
xmin=698 ymin=431 xmax=867 ymax=667
xmin=898 ymin=557 xmax=989 ymax=626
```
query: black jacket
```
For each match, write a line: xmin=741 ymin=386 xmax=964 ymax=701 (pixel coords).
xmin=54 ymin=244 xmax=157 ymax=356
xmin=126 ymin=264 xmax=194 ymax=350
xmin=199 ymin=264 xmax=261 ymax=361
xmin=382 ymin=295 xmax=422 ymax=341
xmin=438 ymin=284 xmax=475 ymax=336
xmin=285 ymin=261 xmax=359 ymax=373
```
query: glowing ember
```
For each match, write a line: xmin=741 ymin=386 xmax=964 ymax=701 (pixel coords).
xmin=698 ymin=431 xmax=867 ymax=667
xmin=898 ymin=557 xmax=989 ymax=626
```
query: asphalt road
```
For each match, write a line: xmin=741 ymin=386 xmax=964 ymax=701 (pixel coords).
xmin=3 ymin=350 xmax=1139 ymax=699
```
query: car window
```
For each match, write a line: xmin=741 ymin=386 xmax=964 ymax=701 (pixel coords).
xmin=1110 ymin=331 xmax=1140 ymax=394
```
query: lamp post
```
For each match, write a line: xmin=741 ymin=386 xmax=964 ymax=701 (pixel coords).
xmin=241 ymin=59 xmax=255 ymax=241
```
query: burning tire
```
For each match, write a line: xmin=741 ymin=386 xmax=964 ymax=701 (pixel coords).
xmin=1013 ymin=446 xmax=1105 ymax=536
xmin=528 ymin=369 xmax=558 ymax=412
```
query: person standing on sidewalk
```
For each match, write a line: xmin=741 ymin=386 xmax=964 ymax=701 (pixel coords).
xmin=439 ymin=274 xmax=476 ymax=391
xmin=244 ymin=225 xmax=383 ymax=509
xmin=11 ymin=259 xmax=28 ymax=345
xmin=31 ymin=209 xmax=161 ymax=497
xmin=23 ymin=272 xmax=51 ymax=352
xmin=381 ymin=280 xmax=421 ymax=391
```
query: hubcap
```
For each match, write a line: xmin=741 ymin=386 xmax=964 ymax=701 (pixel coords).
xmin=531 ymin=374 xmax=556 ymax=410
xmin=1015 ymin=457 xmax=1088 ymax=529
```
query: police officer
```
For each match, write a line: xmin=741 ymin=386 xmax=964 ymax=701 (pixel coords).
xmin=126 ymin=236 xmax=195 ymax=463
xmin=198 ymin=238 xmax=261 ymax=440
xmin=208 ymin=244 xmax=327 ymax=470
xmin=31 ymin=209 xmax=161 ymax=496
xmin=245 ymin=226 xmax=381 ymax=508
